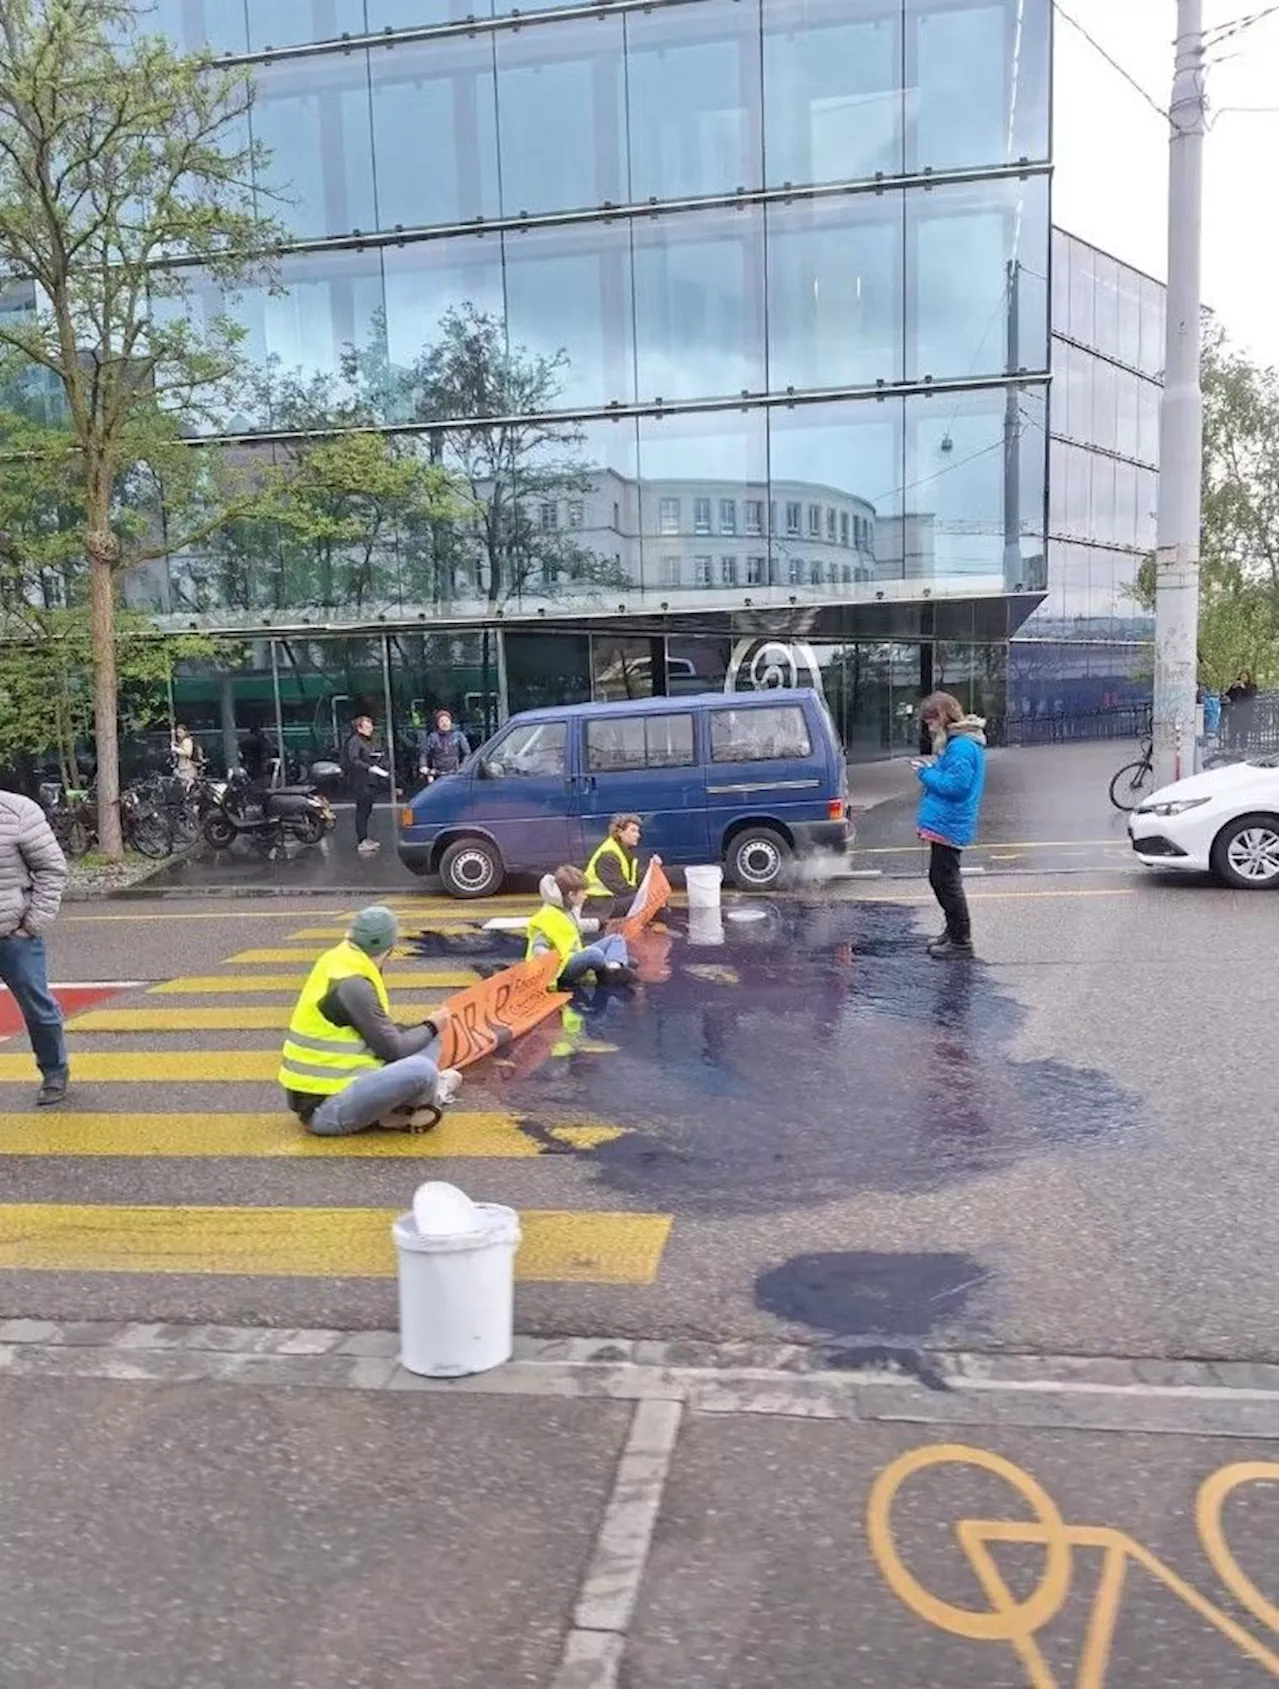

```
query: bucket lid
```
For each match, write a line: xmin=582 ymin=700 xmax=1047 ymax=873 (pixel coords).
xmin=393 ymin=1200 xmax=521 ymax=1254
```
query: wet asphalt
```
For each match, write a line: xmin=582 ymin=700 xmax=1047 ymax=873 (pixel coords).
xmin=13 ymin=868 xmax=1279 ymax=1363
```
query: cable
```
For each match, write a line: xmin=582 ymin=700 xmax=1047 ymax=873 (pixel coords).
xmin=1203 ymin=6 xmax=1277 ymax=46
xmin=1052 ymin=1 xmax=1169 ymax=119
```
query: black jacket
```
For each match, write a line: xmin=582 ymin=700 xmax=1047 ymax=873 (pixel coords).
xmin=343 ymin=731 xmax=377 ymax=789
xmin=419 ymin=728 xmax=470 ymax=776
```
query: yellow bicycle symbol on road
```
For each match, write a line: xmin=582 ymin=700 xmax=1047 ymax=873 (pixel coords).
xmin=867 ymin=1442 xmax=1279 ymax=1687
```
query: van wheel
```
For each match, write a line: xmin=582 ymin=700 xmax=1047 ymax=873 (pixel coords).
xmin=439 ymin=838 xmax=504 ymax=898
xmin=725 ymin=828 xmax=790 ymax=891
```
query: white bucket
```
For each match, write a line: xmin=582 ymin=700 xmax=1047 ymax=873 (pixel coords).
xmin=687 ymin=906 xmax=725 ymax=947
xmin=392 ymin=1185 xmax=522 ymax=1378
xmin=685 ymin=864 xmax=723 ymax=909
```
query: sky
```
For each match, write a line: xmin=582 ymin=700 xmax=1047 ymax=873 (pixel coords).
xmin=1052 ymin=0 xmax=1279 ymax=364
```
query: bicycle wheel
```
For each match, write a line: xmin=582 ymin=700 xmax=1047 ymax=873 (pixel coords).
xmin=1109 ymin=758 xmax=1154 ymax=812
xmin=170 ymin=804 xmax=201 ymax=846
xmin=128 ymin=810 xmax=173 ymax=859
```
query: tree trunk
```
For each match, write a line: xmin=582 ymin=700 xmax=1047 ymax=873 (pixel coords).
xmin=88 ymin=547 xmax=124 ymax=858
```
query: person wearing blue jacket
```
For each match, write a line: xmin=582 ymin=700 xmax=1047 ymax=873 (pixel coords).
xmin=913 ymin=691 xmax=987 ymax=959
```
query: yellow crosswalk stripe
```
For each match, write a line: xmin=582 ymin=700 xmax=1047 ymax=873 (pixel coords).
xmin=290 ymin=924 xmax=488 ymax=939
xmin=65 ymin=1006 xmax=448 ymax=1032
xmin=148 ymin=973 xmax=466 ymax=995
xmin=0 ymin=1203 xmax=672 ymax=1284
xmin=0 ymin=1111 xmax=623 ymax=1158
xmin=225 ymin=948 xmax=464 ymax=965
xmin=0 ymin=1051 xmax=283 ymax=1081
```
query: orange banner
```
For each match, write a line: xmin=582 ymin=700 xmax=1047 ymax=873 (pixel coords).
xmin=615 ymin=861 xmax=673 ymax=941
xmin=435 ymin=952 xmax=570 ymax=1071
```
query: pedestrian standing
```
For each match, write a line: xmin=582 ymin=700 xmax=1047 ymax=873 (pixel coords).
xmin=171 ymin=723 xmax=198 ymax=789
xmin=912 ymin=692 xmax=987 ymax=960
xmin=0 ymin=787 xmax=71 ymax=1104
xmin=343 ymin=713 xmax=381 ymax=856
xmin=418 ymin=709 xmax=470 ymax=784
xmin=1225 ymin=670 xmax=1258 ymax=751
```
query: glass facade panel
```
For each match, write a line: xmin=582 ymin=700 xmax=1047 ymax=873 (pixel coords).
xmin=369 ymin=36 xmax=501 ymax=230
xmin=381 ymin=236 xmax=504 ymax=394
xmin=768 ymin=401 xmax=901 ymax=582
xmin=762 ymin=0 xmax=902 ymax=186
xmin=906 ymin=0 xmax=1050 ymax=172
xmin=632 ymin=207 xmax=766 ymax=402
xmin=150 ymin=0 xmax=249 ymax=53
xmin=504 ymin=222 xmax=635 ymax=410
xmin=250 ymin=52 xmax=376 ymax=241
xmin=495 ymin=17 xmax=627 ymax=218
xmin=246 ymin=0 xmax=366 ymax=50
xmin=368 ymin=0 xmax=493 ymax=29
xmin=637 ymin=409 xmax=767 ymax=592
xmin=906 ymin=173 xmax=1048 ymax=382
xmin=766 ymin=194 xmax=903 ymax=390
xmin=625 ymin=0 xmax=764 ymax=203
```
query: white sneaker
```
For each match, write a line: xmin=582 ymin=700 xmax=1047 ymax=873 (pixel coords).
xmin=433 ymin=1068 xmax=463 ymax=1109
xmin=356 ymin=839 xmax=380 ymax=855
xmin=378 ymin=1104 xmax=438 ymax=1133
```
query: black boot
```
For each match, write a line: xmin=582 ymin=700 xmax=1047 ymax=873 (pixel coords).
xmin=37 ymin=1070 xmax=69 ymax=1106
xmin=927 ymin=936 xmax=974 ymax=960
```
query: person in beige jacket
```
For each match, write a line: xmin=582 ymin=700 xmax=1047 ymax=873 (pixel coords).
xmin=0 ymin=788 xmax=70 ymax=1104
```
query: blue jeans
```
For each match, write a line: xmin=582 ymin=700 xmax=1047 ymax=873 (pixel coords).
xmin=561 ymin=935 xmax=629 ymax=986
xmin=306 ymin=1042 xmax=442 ymax=1137
xmin=0 ymin=934 xmax=67 ymax=1079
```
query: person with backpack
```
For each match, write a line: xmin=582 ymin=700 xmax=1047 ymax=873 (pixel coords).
xmin=418 ymin=709 xmax=470 ymax=783
xmin=912 ymin=691 xmax=988 ymax=960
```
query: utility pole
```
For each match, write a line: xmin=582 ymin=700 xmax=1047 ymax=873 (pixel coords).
xmin=1152 ymin=0 xmax=1207 ymax=787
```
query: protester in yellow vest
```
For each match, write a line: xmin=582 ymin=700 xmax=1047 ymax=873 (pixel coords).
xmin=279 ymin=904 xmax=462 ymax=1135
xmin=584 ymin=814 xmax=662 ymax=921
xmin=526 ymin=866 xmax=637 ymax=988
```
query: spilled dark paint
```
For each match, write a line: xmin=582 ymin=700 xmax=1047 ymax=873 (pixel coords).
xmin=755 ymin=1249 xmax=988 ymax=1369
xmin=405 ymin=899 xmax=1147 ymax=1221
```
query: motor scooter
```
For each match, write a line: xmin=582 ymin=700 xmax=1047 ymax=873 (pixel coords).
xmin=201 ymin=768 xmax=335 ymax=851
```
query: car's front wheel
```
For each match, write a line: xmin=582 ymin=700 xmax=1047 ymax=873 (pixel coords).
xmin=439 ymin=837 xmax=504 ymax=898
xmin=1210 ymin=813 xmax=1279 ymax=889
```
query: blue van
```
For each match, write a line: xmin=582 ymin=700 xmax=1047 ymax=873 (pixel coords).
xmin=397 ymin=689 xmax=850 ymax=897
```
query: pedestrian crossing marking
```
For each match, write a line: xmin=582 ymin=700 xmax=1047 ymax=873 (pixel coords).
xmin=0 ymin=1051 xmax=284 ymax=1082
xmin=227 ymin=947 xmax=457 ymax=965
xmin=65 ymin=1006 xmax=451 ymax=1033
xmin=0 ymin=1112 xmax=624 ymax=1159
xmin=289 ymin=924 xmax=491 ymax=940
xmin=148 ymin=973 xmax=467 ymax=995
xmin=0 ymin=1203 xmax=672 ymax=1284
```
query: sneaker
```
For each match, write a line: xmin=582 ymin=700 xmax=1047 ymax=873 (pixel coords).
xmin=433 ymin=1068 xmax=463 ymax=1109
xmin=356 ymin=839 xmax=381 ymax=855
xmin=378 ymin=1104 xmax=440 ymax=1133
xmin=927 ymin=936 xmax=974 ymax=960
xmin=36 ymin=1071 xmax=68 ymax=1107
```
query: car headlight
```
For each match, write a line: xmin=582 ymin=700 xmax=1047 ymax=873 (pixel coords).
xmin=1142 ymin=796 xmax=1212 ymax=817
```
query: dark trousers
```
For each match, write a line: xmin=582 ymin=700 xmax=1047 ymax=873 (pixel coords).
xmin=353 ymin=784 xmax=374 ymax=845
xmin=0 ymin=934 xmax=68 ymax=1077
xmin=928 ymin=842 xmax=971 ymax=945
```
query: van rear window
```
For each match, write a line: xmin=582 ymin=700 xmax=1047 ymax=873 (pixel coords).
xmin=709 ymin=705 xmax=812 ymax=763
xmin=586 ymin=714 xmax=695 ymax=772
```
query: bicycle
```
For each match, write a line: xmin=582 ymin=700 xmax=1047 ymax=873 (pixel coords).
xmin=1108 ymin=738 xmax=1154 ymax=811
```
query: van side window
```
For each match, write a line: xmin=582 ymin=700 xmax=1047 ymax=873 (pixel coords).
xmin=586 ymin=714 xmax=695 ymax=772
xmin=709 ymin=706 xmax=812 ymax=763
xmin=488 ymin=721 xmax=566 ymax=778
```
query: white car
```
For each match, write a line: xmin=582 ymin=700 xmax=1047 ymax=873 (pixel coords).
xmin=1128 ymin=757 xmax=1279 ymax=888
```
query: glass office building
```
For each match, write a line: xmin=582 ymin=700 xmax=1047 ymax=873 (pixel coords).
xmin=126 ymin=0 xmax=1058 ymax=763
xmin=1010 ymin=229 xmax=1163 ymax=732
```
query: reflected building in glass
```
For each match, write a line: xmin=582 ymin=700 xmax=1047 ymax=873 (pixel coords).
xmin=1010 ymin=229 xmax=1164 ymax=731
xmin=119 ymin=0 xmax=1131 ymax=761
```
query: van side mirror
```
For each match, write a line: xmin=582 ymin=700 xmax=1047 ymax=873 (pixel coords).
xmin=481 ymin=759 xmax=505 ymax=780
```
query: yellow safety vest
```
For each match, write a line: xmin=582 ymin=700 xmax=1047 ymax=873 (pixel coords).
xmin=584 ymin=836 xmax=638 ymax=898
xmin=277 ymin=940 xmax=392 ymax=1096
xmin=524 ymin=903 xmax=583 ymax=969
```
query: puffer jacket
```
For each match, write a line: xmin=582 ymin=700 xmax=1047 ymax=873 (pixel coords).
xmin=0 ymin=790 xmax=69 ymax=938
xmin=916 ymin=717 xmax=988 ymax=848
